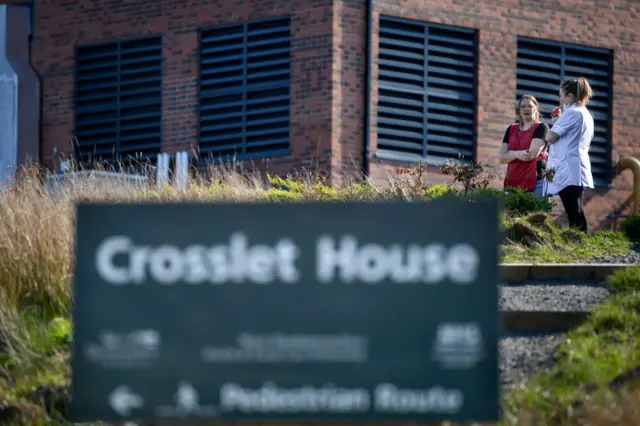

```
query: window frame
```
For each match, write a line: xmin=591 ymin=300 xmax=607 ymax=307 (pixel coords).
xmin=73 ymin=35 xmax=165 ymax=171
xmin=374 ymin=15 xmax=479 ymax=166
xmin=196 ymin=16 xmax=292 ymax=164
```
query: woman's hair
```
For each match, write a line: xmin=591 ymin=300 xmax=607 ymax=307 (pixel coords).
xmin=516 ymin=94 xmax=541 ymax=123
xmin=560 ymin=77 xmax=594 ymax=106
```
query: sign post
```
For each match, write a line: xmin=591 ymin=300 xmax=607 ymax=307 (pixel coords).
xmin=70 ymin=199 xmax=501 ymax=423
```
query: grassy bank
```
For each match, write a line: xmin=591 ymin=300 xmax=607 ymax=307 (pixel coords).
xmin=504 ymin=266 xmax=640 ymax=425
xmin=0 ymin=164 xmax=636 ymax=424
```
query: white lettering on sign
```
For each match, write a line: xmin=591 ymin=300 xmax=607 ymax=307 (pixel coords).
xmin=94 ymin=233 xmax=480 ymax=285
xmin=316 ymin=235 xmax=479 ymax=284
xmin=95 ymin=233 xmax=300 ymax=285
xmin=219 ymin=382 xmax=370 ymax=413
xmin=374 ymin=383 xmax=463 ymax=414
xmin=201 ymin=333 xmax=368 ymax=363
xmin=216 ymin=383 xmax=463 ymax=414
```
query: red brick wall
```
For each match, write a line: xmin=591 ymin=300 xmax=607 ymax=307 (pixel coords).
xmin=31 ymin=0 xmax=336 ymax=177
xmin=331 ymin=0 xmax=367 ymax=182
xmin=367 ymin=0 xmax=640 ymax=229
xmin=31 ymin=0 xmax=639 ymax=228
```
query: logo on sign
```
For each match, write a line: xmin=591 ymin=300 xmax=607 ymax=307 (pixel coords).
xmin=155 ymin=382 xmax=218 ymax=418
xmin=431 ymin=323 xmax=484 ymax=369
xmin=84 ymin=329 xmax=160 ymax=368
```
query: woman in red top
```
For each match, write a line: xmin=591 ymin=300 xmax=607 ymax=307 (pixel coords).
xmin=498 ymin=95 xmax=550 ymax=198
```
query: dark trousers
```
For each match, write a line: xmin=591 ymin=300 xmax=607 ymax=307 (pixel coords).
xmin=558 ymin=185 xmax=588 ymax=232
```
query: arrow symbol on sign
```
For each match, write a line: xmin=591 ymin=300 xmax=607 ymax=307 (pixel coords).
xmin=109 ymin=385 xmax=144 ymax=416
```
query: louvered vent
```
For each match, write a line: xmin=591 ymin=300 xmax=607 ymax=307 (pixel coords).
xmin=198 ymin=17 xmax=291 ymax=160
xmin=75 ymin=36 xmax=163 ymax=167
xmin=377 ymin=16 xmax=477 ymax=163
xmin=517 ymin=37 xmax=613 ymax=186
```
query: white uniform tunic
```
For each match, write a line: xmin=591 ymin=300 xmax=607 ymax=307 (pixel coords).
xmin=545 ymin=103 xmax=595 ymax=196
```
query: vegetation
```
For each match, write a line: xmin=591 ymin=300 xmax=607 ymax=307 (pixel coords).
xmin=0 ymin=161 xmax=636 ymax=424
xmin=606 ymin=265 xmax=640 ymax=295
xmin=505 ymin=266 xmax=640 ymax=426
xmin=501 ymin=213 xmax=629 ymax=264
xmin=620 ymin=214 xmax=640 ymax=244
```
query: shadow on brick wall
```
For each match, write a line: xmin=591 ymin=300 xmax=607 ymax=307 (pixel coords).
xmin=598 ymin=195 xmax=633 ymax=231
xmin=550 ymin=189 xmax=629 ymax=231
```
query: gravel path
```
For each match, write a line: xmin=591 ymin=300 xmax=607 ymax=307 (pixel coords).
xmin=500 ymin=333 xmax=564 ymax=388
xmin=498 ymin=281 xmax=609 ymax=388
xmin=499 ymin=283 xmax=610 ymax=312
xmin=586 ymin=248 xmax=640 ymax=264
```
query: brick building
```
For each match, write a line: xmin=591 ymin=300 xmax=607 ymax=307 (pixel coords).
xmin=7 ymin=0 xmax=640 ymax=228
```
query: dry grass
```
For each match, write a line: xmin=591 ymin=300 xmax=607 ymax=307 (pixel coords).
xmin=0 ymin=173 xmax=74 ymax=315
xmin=0 ymin=163 xmax=636 ymax=425
xmin=508 ymin=386 xmax=640 ymax=426
xmin=572 ymin=388 xmax=640 ymax=426
xmin=0 ymin=164 xmax=286 ymax=316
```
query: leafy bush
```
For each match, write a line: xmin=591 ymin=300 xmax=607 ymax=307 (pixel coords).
xmin=392 ymin=164 xmax=431 ymax=198
xmin=606 ymin=266 xmax=640 ymax=295
xmin=503 ymin=187 xmax=554 ymax=214
xmin=471 ymin=187 xmax=504 ymax=199
xmin=425 ymin=182 xmax=458 ymax=199
xmin=620 ymin=214 xmax=640 ymax=243
xmin=440 ymin=159 xmax=493 ymax=195
xmin=48 ymin=317 xmax=72 ymax=349
xmin=265 ymin=188 xmax=304 ymax=202
xmin=268 ymin=174 xmax=305 ymax=193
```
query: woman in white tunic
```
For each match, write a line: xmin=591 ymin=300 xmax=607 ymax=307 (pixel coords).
xmin=542 ymin=77 xmax=595 ymax=232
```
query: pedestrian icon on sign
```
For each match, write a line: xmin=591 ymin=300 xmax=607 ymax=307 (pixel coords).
xmin=175 ymin=382 xmax=199 ymax=415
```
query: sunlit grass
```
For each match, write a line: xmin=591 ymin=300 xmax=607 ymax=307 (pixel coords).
xmin=0 ymin=162 xmax=635 ymax=425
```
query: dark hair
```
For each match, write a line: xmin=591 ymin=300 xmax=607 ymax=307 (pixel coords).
xmin=560 ymin=77 xmax=594 ymax=106
xmin=516 ymin=94 xmax=541 ymax=123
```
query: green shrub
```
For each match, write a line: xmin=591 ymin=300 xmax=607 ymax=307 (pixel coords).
xmin=48 ymin=317 xmax=72 ymax=349
xmin=620 ymin=214 xmax=640 ymax=243
xmin=265 ymin=188 xmax=304 ymax=202
xmin=425 ymin=183 xmax=458 ymax=199
xmin=337 ymin=182 xmax=377 ymax=201
xmin=606 ymin=266 xmax=640 ymax=295
xmin=471 ymin=187 xmax=504 ymax=199
xmin=268 ymin=174 xmax=305 ymax=193
xmin=504 ymin=187 xmax=554 ymax=214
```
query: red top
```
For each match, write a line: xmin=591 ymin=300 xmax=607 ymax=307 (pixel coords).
xmin=503 ymin=123 xmax=548 ymax=192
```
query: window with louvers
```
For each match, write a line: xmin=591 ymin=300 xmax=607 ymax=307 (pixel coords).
xmin=198 ymin=17 xmax=291 ymax=160
xmin=376 ymin=16 xmax=478 ymax=164
xmin=516 ymin=37 xmax=613 ymax=187
xmin=74 ymin=36 xmax=163 ymax=167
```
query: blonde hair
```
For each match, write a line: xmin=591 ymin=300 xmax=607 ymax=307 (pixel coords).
xmin=561 ymin=77 xmax=594 ymax=106
xmin=516 ymin=94 xmax=541 ymax=123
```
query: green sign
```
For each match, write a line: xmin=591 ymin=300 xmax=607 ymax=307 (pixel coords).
xmin=70 ymin=199 xmax=501 ymax=423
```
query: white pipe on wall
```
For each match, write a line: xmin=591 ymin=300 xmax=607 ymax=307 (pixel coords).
xmin=0 ymin=5 xmax=40 ymax=189
xmin=182 ymin=152 xmax=189 ymax=190
xmin=156 ymin=153 xmax=170 ymax=191
xmin=174 ymin=151 xmax=189 ymax=191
